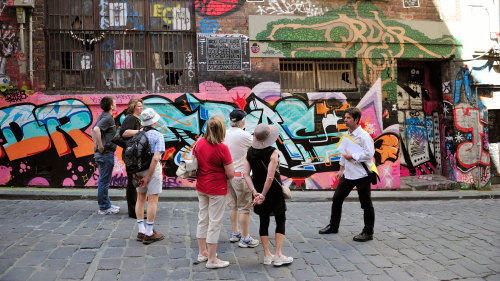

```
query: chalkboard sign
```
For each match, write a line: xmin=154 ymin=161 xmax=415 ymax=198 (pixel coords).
xmin=198 ymin=34 xmax=251 ymax=72
xmin=403 ymin=0 xmax=419 ymax=8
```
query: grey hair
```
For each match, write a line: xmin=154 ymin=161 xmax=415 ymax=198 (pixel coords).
xmin=230 ymin=119 xmax=244 ymax=128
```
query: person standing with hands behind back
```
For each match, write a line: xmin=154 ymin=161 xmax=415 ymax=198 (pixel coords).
xmin=119 ymin=98 xmax=143 ymax=218
xmin=244 ymin=123 xmax=293 ymax=267
xmin=223 ymin=109 xmax=259 ymax=248
xmin=92 ymin=96 xmax=120 ymax=215
xmin=319 ymin=107 xmax=376 ymax=242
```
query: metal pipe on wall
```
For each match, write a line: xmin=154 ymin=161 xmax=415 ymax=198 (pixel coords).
xmin=29 ymin=10 xmax=33 ymax=86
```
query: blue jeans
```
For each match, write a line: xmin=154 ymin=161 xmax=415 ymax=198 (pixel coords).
xmin=95 ymin=152 xmax=115 ymax=210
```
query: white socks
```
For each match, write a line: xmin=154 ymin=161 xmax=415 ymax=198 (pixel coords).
xmin=137 ymin=220 xmax=145 ymax=234
xmin=146 ymin=221 xmax=154 ymax=236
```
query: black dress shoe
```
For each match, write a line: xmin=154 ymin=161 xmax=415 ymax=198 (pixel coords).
xmin=353 ymin=232 xmax=373 ymax=242
xmin=319 ymin=224 xmax=338 ymax=234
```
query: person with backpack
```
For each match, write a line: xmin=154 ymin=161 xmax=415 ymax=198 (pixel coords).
xmin=319 ymin=107 xmax=376 ymax=242
xmin=91 ymin=96 xmax=120 ymax=215
xmin=119 ymin=98 xmax=143 ymax=218
xmin=132 ymin=108 xmax=165 ymax=244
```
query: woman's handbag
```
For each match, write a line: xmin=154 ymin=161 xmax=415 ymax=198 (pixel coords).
xmin=260 ymin=161 xmax=292 ymax=199
xmin=176 ymin=144 xmax=198 ymax=178
xmin=111 ymin=127 xmax=127 ymax=148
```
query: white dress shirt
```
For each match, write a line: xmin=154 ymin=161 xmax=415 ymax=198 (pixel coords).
xmin=339 ymin=126 xmax=375 ymax=180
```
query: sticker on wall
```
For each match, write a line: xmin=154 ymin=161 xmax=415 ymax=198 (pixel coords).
xmin=114 ymin=50 xmax=133 ymax=69
xmin=249 ymin=41 xmax=284 ymax=58
xmin=403 ymin=0 xmax=419 ymax=8
xmin=200 ymin=18 xmax=219 ymax=33
xmin=109 ymin=3 xmax=127 ymax=27
xmin=251 ymin=43 xmax=260 ymax=53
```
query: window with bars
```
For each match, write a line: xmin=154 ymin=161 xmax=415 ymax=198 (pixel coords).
xmin=280 ymin=59 xmax=357 ymax=93
xmin=46 ymin=0 xmax=196 ymax=93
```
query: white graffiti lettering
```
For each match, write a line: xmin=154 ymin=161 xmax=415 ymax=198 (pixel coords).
xmin=257 ymin=0 xmax=328 ymax=17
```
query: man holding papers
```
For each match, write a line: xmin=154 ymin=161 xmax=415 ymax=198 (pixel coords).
xmin=319 ymin=107 xmax=376 ymax=242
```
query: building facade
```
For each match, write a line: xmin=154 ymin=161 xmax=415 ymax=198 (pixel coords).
xmin=0 ymin=0 xmax=498 ymax=189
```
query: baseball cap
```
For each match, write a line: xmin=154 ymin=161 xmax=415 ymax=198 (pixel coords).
xmin=230 ymin=109 xmax=247 ymax=122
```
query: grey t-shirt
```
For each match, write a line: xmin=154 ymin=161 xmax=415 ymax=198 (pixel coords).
xmin=93 ymin=112 xmax=117 ymax=153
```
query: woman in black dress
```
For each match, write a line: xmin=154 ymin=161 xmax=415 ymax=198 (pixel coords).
xmin=119 ymin=98 xmax=143 ymax=218
xmin=243 ymin=123 xmax=293 ymax=267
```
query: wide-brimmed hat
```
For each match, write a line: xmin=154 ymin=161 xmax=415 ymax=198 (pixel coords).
xmin=141 ymin=108 xmax=160 ymax=127
xmin=252 ymin=123 xmax=280 ymax=149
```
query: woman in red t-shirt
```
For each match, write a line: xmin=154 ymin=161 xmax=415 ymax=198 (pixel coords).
xmin=195 ymin=115 xmax=234 ymax=269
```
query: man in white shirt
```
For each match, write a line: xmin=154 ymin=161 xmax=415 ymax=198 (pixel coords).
xmin=224 ymin=109 xmax=259 ymax=248
xmin=319 ymin=107 xmax=376 ymax=242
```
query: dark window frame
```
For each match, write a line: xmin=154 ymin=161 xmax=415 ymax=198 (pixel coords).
xmin=45 ymin=0 xmax=197 ymax=94
xmin=279 ymin=59 xmax=358 ymax=93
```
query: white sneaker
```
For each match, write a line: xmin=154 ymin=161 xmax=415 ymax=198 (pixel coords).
xmin=206 ymin=260 xmax=230 ymax=269
xmin=111 ymin=205 xmax=120 ymax=210
xmin=273 ymin=255 xmax=293 ymax=266
xmin=229 ymin=232 xmax=241 ymax=242
xmin=238 ymin=236 xmax=260 ymax=248
xmin=263 ymin=255 xmax=275 ymax=265
xmin=98 ymin=207 xmax=119 ymax=215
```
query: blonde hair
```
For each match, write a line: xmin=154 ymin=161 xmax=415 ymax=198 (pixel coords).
xmin=204 ymin=115 xmax=226 ymax=145
xmin=127 ymin=98 xmax=143 ymax=115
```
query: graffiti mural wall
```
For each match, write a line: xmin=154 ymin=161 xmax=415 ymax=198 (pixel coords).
xmin=0 ymin=79 xmax=400 ymax=189
xmin=397 ymin=61 xmax=444 ymax=177
xmin=0 ymin=0 xmax=494 ymax=189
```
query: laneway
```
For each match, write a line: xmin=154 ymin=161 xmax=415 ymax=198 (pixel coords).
xmin=0 ymin=199 xmax=499 ymax=280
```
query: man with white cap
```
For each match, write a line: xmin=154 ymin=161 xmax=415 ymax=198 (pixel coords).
xmin=134 ymin=108 xmax=165 ymax=244
xmin=223 ymin=109 xmax=259 ymax=248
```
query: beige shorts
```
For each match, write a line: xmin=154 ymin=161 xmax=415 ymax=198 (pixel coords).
xmin=226 ymin=177 xmax=253 ymax=214
xmin=136 ymin=163 xmax=163 ymax=195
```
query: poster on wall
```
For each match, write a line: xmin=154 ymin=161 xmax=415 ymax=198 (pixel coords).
xmin=403 ymin=0 xmax=419 ymax=8
xmin=197 ymin=34 xmax=251 ymax=71
xmin=109 ymin=3 xmax=127 ymax=27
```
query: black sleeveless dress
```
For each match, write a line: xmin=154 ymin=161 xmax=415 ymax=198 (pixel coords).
xmin=246 ymin=146 xmax=286 ymax=216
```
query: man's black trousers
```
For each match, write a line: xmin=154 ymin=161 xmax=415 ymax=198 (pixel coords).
xmin=329 ymin=176 xmax=375 ymax=234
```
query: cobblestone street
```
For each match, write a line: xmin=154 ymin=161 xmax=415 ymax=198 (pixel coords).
xmin=0 ymin=199 xmax=499 ymax=281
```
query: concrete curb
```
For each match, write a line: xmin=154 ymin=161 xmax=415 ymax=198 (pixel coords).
xmin=1 ymin=188 xmax=499 ymax=202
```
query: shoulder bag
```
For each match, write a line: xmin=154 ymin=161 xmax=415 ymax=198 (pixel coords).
xmin=260 ymin=160 xmax=291 ymax=199
xmin=361 ymin=162 xmax=380 ymax=185
xmin=176 ymin=143 xmax=198 ymax=178
xmin=111 ymin=126 xmax=127 ymax=148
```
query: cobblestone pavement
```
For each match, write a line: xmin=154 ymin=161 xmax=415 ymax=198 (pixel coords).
xmin=0 ymin=199 xmax=499 ymax=281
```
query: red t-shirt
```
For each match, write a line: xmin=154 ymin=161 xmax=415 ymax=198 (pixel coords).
xmin=195 ymin=138 xmax=233 ymax=195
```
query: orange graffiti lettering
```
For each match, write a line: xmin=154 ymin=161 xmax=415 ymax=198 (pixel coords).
xmin=5 ymin=136 xmax=52 ymax=161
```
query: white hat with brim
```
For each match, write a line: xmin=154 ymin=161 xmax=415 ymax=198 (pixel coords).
xmin=252 ymin=123 xmax=280 ymax=149
xmin=141 ymin=108 xmax=160 ymax=127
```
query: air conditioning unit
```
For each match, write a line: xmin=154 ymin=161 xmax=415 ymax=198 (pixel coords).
xmin=7 ymin=0 xmax=35 ymax=8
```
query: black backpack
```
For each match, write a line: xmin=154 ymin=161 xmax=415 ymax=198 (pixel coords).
xmin=123 ymin=127 xmax=157 ymax=174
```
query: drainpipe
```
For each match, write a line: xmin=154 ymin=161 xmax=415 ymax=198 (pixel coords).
xmin=29 ymin=10 xmax=33 ymax=86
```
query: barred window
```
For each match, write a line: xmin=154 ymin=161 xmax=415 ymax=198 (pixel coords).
xmin=280 ymin=59 xmax=357 ymax=93
xmin=46 ymin=0 xmax=196 ymax=93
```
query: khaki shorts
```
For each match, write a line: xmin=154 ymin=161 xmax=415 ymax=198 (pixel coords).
xmin=136 ymin=163 xmax=163 ymax=195
xmin=226 ymin=177 xmax=253 ymax=214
